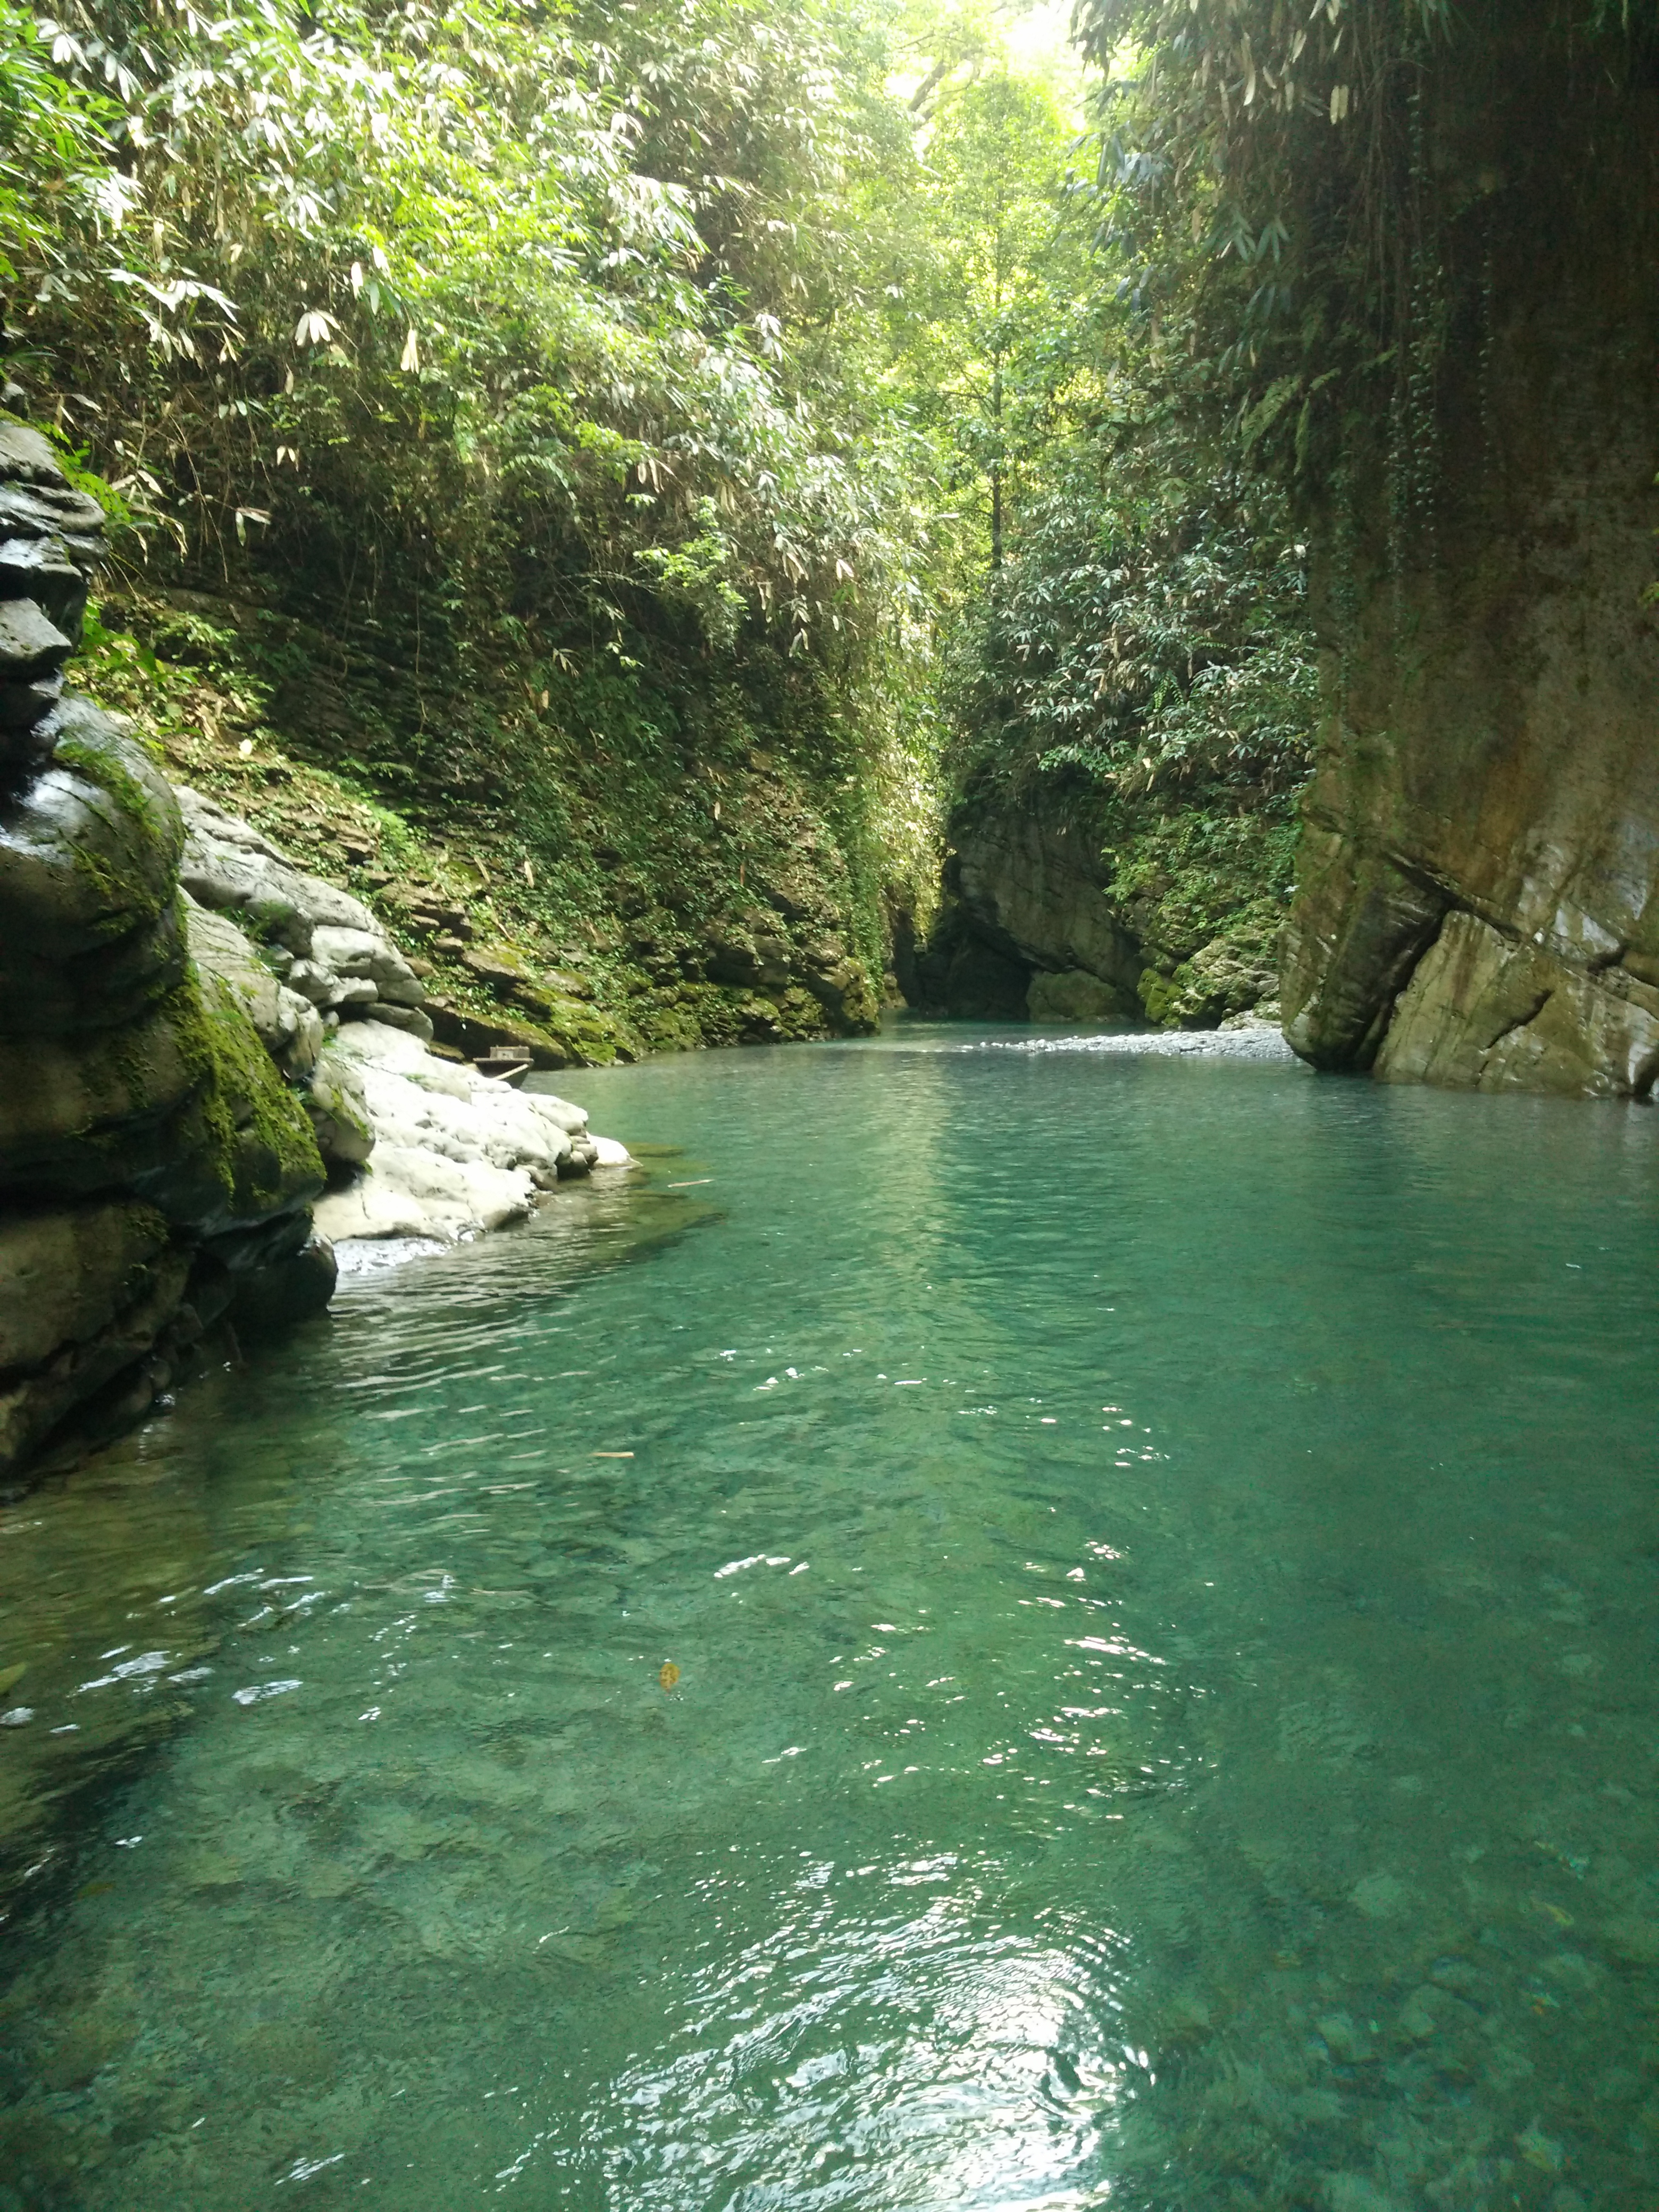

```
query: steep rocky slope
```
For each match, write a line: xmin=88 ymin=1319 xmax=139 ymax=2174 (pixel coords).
xmin=0 ymin=426 xmax=329 ymax=1482
xmin=80 ymin=586 xmax=886 ymax=1065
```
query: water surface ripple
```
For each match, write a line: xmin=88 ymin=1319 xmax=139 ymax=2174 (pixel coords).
xmin=2 ymin=1023 xmax=1657 ymax=2209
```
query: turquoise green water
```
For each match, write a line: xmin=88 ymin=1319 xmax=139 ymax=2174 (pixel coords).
xmin=3 ymin=1023 xmax=1658 ymax=2210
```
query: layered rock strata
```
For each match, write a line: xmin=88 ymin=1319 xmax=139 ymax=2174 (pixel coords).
xmin=177 ymin=785 xmax=431 ymax=1043
xmin=0 ymin=423 xmax=629 ymax=1489
xmin=0 ymin=425 xmax=328 ymax=1486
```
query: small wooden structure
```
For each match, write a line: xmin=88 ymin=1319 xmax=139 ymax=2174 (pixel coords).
xmin=475 ymin=1043 xmax=532 ymax=1086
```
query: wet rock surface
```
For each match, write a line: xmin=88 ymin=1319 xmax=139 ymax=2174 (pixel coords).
xmin=1281 ymin=24 xmax=1659 ymax=1101
xmin=174 ymin=742 xmax=631 ymax=1259
xmin=0 ymin=424 xmax=103 ymax=775
xmin=310 ymin=1020 xmax=624 ymax=1249
xmin=0 ymin=421 xmax=628 ymax=1490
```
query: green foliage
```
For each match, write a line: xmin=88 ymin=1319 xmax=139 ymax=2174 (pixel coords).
xmin=1070 ymin=0 xmax=1659 ymax=479
xmin=954 ymin=367 xmax=1314 ymax=805
xmin=6 ymin=0 xmax=963 ymax=1035
xmin=903 ymin=70 xmax=1084 ymax=564
xmin=1107 ymin=805 xmax=1298 ymax=929
xmin=176 ymin=973 xmax=326 ymax=1216
xmin=14 ymin=0 xmax=1338 ymax=1037
xmin=23 ymin=0 xmax=932 ymax=649
xmin=908 ymin=36 xmax=1318 ymax=1009
xmin=0 ymin=0 xmax=131 ymax=291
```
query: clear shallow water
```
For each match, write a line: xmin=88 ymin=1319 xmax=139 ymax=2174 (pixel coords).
xmin=2 ymin=1022 xmax=1658 ymax=2210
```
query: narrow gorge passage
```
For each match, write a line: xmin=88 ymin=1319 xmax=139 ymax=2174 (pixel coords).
xmin=3 ymin=1029 xmax=1656 ymax=2209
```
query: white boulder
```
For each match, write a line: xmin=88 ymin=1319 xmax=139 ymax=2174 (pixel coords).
xmin=314 ymin=1144 xmax=535 ymax=1242
xmin=310 ymin=924 xmax=426 ymax=1007
xmin=312 ymin=1020 xmax=627 ymax=1243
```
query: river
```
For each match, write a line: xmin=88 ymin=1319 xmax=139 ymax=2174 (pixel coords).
xmin=1 ymin=1021 xmax=1656 ymax=2208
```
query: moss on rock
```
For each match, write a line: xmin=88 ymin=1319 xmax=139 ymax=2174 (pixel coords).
xmin=170 ymin=968 xmax=325 ymax=1228
xmin=47 ymin=702 xmax=183 ymax=943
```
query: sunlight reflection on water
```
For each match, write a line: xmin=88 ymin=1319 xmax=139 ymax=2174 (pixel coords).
xmin=588 ymin=1903 xmax=1129 ymax=2211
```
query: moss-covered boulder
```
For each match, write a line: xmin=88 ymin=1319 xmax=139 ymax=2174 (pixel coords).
xmin=0 ymin=999 xmax=199 ymax=1199
xmin=162 ymin=970 xmax=326 ymax=1234
xmin=0 ymin=1201 xmax=174 ymax=1375
xmin=1028 ymin=969 xmax=1129 ymax=1025
xmin=185 ymin=900 xmax=323 ymax=1080
xmin=0 ymin=732 xmax=325 ymax=1481
xmin=0 ymin=437 xmax=339 ymax=1492
xmin=0 ymin=702 xmax=185 ymax=1035
xmin=305 ymin=1043 xmax=375 ymax=1171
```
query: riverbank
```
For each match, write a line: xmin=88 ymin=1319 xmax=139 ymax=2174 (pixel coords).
xmin=309 ymin=1019 xmax=632 ymax=1251
xmin=0 ymin=423 xmax=638 ymax=1493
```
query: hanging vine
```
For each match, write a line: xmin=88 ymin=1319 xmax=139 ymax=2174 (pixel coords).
xmin=1072 ymin=0 xmax=1656 ymax=546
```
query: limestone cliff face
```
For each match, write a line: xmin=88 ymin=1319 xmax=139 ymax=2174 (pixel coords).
xmin=908 ymin=776 xmax=1280 ymax=1028
xmin=1281 ymin=17 xmax=1659 ymax=1100
xmin=0 ymin=426 xmax=330 ymax=1489
xmin=909 ymin=781 xmax=1143 ymax=1023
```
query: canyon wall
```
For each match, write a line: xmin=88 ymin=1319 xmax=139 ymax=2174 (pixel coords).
xmin=1282 ymin=17 xmax=1659 ymax=1100
xmin=0 ymin=426 xmax=330 ymax=1486
xmin=907 ymin=776 xmax=1282 ymax=1029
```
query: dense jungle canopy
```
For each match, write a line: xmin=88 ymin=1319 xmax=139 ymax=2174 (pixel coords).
xmin=3 ymin=0 xmax=1655 ymax=1047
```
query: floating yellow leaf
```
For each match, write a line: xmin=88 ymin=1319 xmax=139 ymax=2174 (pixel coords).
xmin=658 ymin=1662 xmax=680 ymax=1692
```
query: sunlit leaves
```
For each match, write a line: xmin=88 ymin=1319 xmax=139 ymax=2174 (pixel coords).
xmin=16 ymin=0 xmax=933 ymax=661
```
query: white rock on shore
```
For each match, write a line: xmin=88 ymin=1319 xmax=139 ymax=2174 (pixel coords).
xmin=174 ymin=790 xmax=634 ymax=1253
xmin=175 ymin=785 xmax=431 ymax=1035
xmin=309 ymin=1019 xmax=632 ymax=1247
